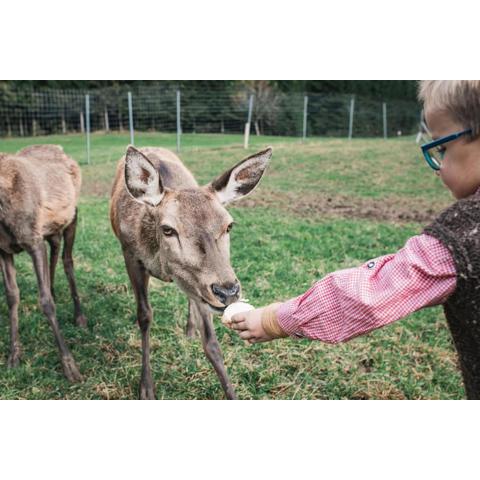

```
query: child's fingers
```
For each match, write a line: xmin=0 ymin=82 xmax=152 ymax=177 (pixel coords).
xmin=239 ymin=330 xmax=254 ymax=340
xmin=230 ymin=320 xmax=247 ymax=331
xmin=230 ymin=313 xmax=246 ymax=323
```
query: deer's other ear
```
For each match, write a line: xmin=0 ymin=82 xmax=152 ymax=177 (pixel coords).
xmin=208 ymin=147 xmax=272 ymax=205
xmin=124 ymin=146 xmax=164 ymax=206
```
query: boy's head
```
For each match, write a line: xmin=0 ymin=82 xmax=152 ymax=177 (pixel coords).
xmin=418 ymin=80 xmax=480 ymax=199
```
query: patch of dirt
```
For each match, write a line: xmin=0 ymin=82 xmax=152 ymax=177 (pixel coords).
xmin=238 ymin=189 xmax=450 ymax=224
xmin=81 ymin=175 xmax=450 ymax=225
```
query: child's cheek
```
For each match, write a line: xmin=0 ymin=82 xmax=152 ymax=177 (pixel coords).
xmin=439 ymin=166 xmax=453 ymax=192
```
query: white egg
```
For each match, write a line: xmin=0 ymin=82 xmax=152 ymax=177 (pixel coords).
xmin=222 ymin=301 xmax=255 ymax=323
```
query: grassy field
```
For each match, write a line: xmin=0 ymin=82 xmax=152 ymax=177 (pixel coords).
xmin=0 ymin=132 xmax=463 ymax=399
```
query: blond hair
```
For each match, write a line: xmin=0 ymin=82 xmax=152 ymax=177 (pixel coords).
xmin=418 ymin=80 xmax=480 ymax=136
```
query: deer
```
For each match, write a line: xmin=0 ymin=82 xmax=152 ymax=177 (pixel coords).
xmin=110 ymin=145 xmax=272 ymax=399
xmin=0 ymin=145 xmax=86 ymax=382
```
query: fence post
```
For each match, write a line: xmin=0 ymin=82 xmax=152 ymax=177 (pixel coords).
xmin=80 ymin=111 xmax=85 ymax=134
xmin=176 ymin=90 xmax=181 ymax=153
xmin=85 ymin=94 xmax=91 ymax=165
xmin=128 ymin=91 xmax=134 ymax=145
xmin=302 ymin=95 xmax=308 ymax=142
xmin=244 ymin=94 xmax=254 ymax=149
xmin=348 ymin=95 xmax=355 ymax=140
xmin=416 ymin=110 xmax=425 ymax=144
xmin=383 ymin=102 xmax=387 ymax=139
xmin=104 ymin=106 xmax=110 ymax=132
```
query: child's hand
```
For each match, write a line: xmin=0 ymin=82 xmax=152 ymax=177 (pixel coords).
xmin=226 ymin=303 xmax=287 ymax=344
xmin=228 ymin=307 xmax=270 ymax=343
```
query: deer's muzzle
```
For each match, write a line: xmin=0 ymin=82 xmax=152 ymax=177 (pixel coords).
xmin=211 ymin=282 xmax=240 ymax=306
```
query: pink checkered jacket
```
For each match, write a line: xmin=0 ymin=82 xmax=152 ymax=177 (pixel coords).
xmin=277 ymin=233 xmax=457 ymax=341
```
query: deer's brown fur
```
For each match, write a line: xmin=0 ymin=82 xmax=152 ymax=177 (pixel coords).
xmin=0 ymin=145 xmax=85 ymax=381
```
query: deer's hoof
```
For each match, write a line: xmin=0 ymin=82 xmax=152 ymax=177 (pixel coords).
xmin=75 ymin=314 xmax=87 ymax=328
xmin=7 ymin=351 xmax=21 ymax=368
xmin=226 ymin=389 xmax=238 ymax=400
xmin=139 ymin=382 xmax=156 ymax=400
xmin=62 ymin=356 xmax=83 ymax=383
xmin=185 ymin=326 xmax=197 ymax=339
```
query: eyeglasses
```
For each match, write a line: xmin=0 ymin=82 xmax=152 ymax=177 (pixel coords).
xmin=421 ymin=128 xmax=472 ymax=171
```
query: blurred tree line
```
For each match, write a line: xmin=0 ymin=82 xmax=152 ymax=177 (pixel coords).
xmin=0 ymin=80 xmax=418 ymax=101
xmin=0 ymin=81 xmax=420 ymax=138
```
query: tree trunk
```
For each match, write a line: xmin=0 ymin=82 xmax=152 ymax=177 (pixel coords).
xmin=118 ymin=105 xmax=124 ymax=132
xmin=80 ymin=112 xmax=85 ymax=134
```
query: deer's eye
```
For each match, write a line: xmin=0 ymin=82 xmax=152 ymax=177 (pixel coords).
xmin=226 ymin=223 xmax=234 ymax=234
xmin=162 ymin=226 xmax=176 ymax=237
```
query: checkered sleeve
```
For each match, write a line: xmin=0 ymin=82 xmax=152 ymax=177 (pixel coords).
xmin=276 ymin=234 xmax=457 ymax=342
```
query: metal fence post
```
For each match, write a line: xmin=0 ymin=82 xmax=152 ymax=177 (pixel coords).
xmin=85 ymin=94 xmax=91 ymax=165
xmin=104 ymin=106 xmax=110 ymax=132
xmin=176 ymin=90 xmax=181 ymax=153
xmin=348 ymin=95 xmax=355 ymax=140
xmin=302 ymin=95 xmax=308 ymax=142
xmin=244 ymin=94 xmax=254 ymax=149
xmin=128 ymin=91 xmax=134 ymax=145
xmin=383 ymin=102 xmax=387 ymax=139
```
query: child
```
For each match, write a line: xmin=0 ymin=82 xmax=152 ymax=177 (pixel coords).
xmin=226 ymin=80 xmax=480 ymax=399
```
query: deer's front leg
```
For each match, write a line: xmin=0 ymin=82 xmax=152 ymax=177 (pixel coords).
xmin=0 ymin=252 xmax=21 ymax=368
xmin=186 ymin=300 xmax=198 ymax=338
xmin=28 ymin=242 xmax=82 ymax=382
xmin=192 ymin=300 xmax=237 ymax=399
xmin=124 ymin=253 xmax=155 ymax=400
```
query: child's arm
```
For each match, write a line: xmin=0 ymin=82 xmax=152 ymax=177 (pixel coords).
xmin=228 ymin=234 xmax=457 ymax=343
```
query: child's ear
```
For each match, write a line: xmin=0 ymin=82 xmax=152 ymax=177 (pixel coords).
xmin=207 ymin=147 xmax=272 ymax=205
xmin=124 ymin=146 xmax=165 ymax=206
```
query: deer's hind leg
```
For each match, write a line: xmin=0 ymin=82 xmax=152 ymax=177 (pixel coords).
xmin=0 ymin=252 xmax=21 ymax=368
xmin=191 ymin=300 xmax=237 ymax=399
xmin=62 ymin=211 xmax=87 ymax=327
xmin=124 ymin=253 xmax=156 ymax=400
xmin=47 ymin=234 xmax=61 ymax=300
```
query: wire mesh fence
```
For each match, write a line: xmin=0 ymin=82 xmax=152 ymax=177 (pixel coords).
xmin=0 ymin=85 xmax=421 ymax=143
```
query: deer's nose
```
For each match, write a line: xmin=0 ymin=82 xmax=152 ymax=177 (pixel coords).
xmin=211 ymin=282 xmax=240 ymax=306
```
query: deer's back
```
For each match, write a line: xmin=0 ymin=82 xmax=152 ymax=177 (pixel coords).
xmin=0 ymin=146 xmax=81 ymax=250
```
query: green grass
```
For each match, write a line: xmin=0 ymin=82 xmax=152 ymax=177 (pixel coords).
xmin=0 ymin=132 xmax=463 ymax=399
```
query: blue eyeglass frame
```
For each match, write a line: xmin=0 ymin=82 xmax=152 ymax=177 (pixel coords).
xmin=421 ymin=128 xmax=472 ymax=171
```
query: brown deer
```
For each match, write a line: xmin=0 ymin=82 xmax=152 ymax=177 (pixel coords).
xmin=0 ymin=145 xmax=86 ymax=382
xmin=110 ymin=145 xmax=272 ymax=399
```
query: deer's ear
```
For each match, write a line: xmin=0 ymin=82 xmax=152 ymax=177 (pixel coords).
xmin=124 ymin=146 xmax=164 ymax=206
xmin=208 ymin=147 xmax=272 ymax=205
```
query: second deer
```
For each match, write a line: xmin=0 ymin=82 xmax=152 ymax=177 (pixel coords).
xmin=0 ymin=145 xmax=86 ymax=381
